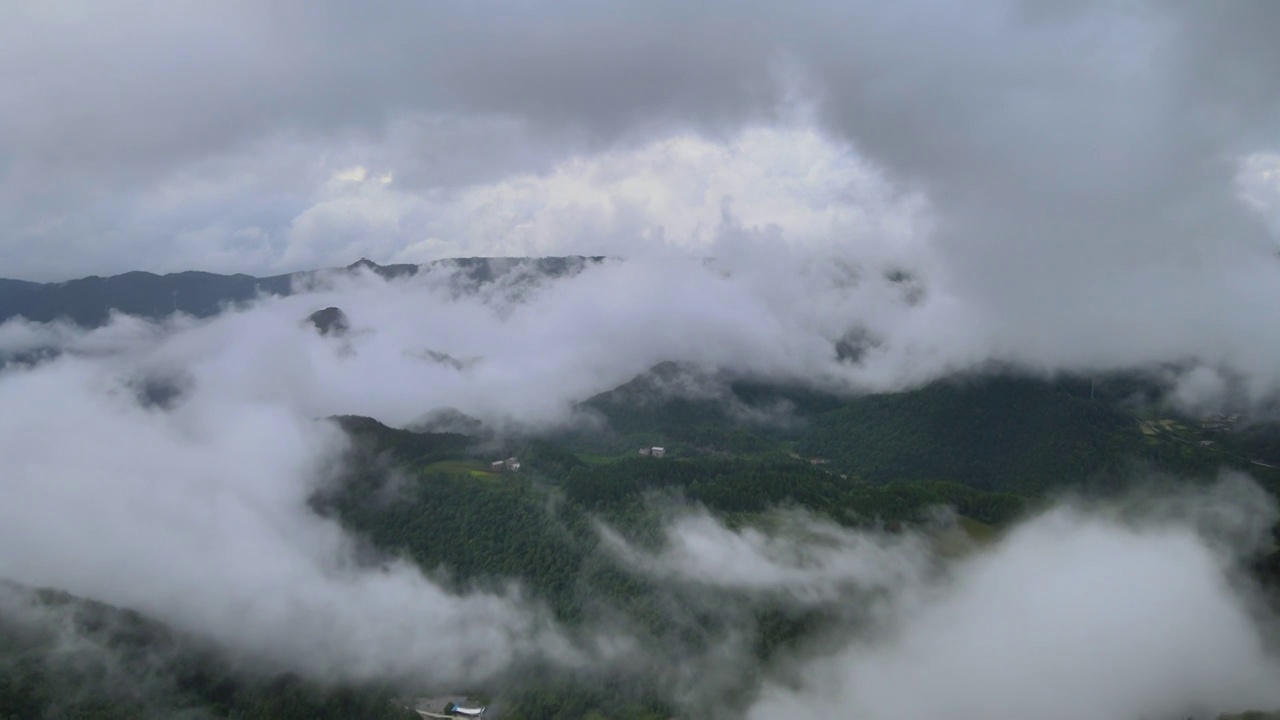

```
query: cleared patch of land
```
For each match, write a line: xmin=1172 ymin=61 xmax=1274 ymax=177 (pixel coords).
xmin=421 ymin=459 xmax=499 ymax=479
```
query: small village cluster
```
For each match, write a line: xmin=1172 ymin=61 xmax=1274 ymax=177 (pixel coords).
xmin=404 ymin=696 xmax=487 ymax=719
xmin=489 ymin=456 xmax=521 ymax=472
xmin=1200 ymin=412 xmax=1242 ymax=433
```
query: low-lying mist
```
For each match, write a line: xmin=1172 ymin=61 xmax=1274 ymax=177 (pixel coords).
xmin=0 ymin=350 xmax=581 ymax=686
xmin=5 ymin=251 xmax=1280 ymax=432
xmin=603 ymin=480 xmax=1280 ymax=719
xmin=1 ymin=258 xmax=1279 ymax=717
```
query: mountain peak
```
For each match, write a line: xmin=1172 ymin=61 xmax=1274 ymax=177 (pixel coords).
xmin=305 ymin=306 xmax=350 ymax=337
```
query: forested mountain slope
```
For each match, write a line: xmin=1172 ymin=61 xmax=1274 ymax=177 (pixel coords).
xmin=316 ymin=410 xmax=1280 ymax=719
xmin=567 ymin=364 xmax=1279 ymax=493
xmin=6 ymin=384 xmax=1280 ymax=719
xmin=794 ymin=376 xmax=1144 ymax=491
xmin=0 ymin=257 xmax=606 ymax=327
xmin=7 ymin=355 xmax=1280 ymax=719
xmin=0 ymin=582 xmax=414 ymax=720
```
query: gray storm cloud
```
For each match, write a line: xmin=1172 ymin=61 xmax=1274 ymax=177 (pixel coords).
xmin=4 ymin=1 xmax=1280 ymax=410
xmin=3 ymin=1 xmax=1276 ymax=273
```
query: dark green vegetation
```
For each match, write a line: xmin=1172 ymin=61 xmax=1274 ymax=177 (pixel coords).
xmin=0 ymin=257 xmax=605 ymax=328
xmin=565 ymin=361 xmax=845 ymax=457
xmin=0 ymin=583 xmax=415 ymax=720
xmin=794 ymin=375 xmax=1141 ymax=491
xmin=317 ymin=384 xmax=1051 ymax=719
xmin=7 ymin=360 xmax=1280 ymax=718
xmin=309 ymin=366 xmax=1280 ymax=718
xmin=570 ymin=363 xmax=1280 ymax=492
xmin=1230 ymin=423 xmax=1280 ymax=468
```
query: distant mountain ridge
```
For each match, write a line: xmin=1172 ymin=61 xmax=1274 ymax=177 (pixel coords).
xmin=0 ymin=256 xmax=608 ymax=328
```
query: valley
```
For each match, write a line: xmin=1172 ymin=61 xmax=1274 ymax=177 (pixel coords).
xmin=6 ymin=342 xmax=1280 ymax=718
xmin=3 ymin=266 xmax=1280 ymax=720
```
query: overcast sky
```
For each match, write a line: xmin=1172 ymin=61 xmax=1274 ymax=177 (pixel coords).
xmin=6 ymin=1 xmax=1280 ymax=408
xmin=2 ymin=1 xmax=1277 ymax=282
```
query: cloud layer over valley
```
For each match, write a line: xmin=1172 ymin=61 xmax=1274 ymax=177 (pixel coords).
xmin=0 ymin=325 xmax=581 ymax=685
xmin=3 ymin=282 xmax=1280 ymax=714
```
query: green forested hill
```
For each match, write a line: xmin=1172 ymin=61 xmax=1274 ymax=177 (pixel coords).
xmin=305 ymin=373 xmax=1280 ymax=718
xmin=307 ymin=416 xmax=1036 ymax=718
xmin=333 ymin=414 xmax=476 ymax=466
xmin=1229 ymin=422 xmax=1280 ymax=467
xmin=313 ymin=408 xmax=1280 ymax=719
xmin=9 ymin=367 xmax=1280 ymax=720
xmin=569 ymin=365 xmax=1255 ymax=493
xmin=0 ymin=583 xmax=415 ymax=720
xmin=794 ymin=376 xmax=1158 ymax=491
xmin=570 ymin=363 xmax=1228 ymax=486
xmin=570 ymin=361 xmax=844 ymax=455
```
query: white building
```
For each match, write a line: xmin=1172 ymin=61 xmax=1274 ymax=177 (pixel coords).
xmin=411 ymin=695 xmax=486 ymax=719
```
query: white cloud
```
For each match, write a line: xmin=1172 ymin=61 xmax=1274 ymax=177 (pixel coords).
xmin=742 ymin=484 xmax=1280 ymax=720
xmin=333 ymin=166 xmax=370 ymax=183
xmin=421 ymin=124 xmax=928 ymax=260
xmin=0 ymin=333 xmax=583 ymax=684
xmin=600 ymin=508 xmax=933 ymax=605
xmin=1239 ymin=152 xmax=1280 ymax=234
xmin=585 ymin=480 xmax=1280 ymax=719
